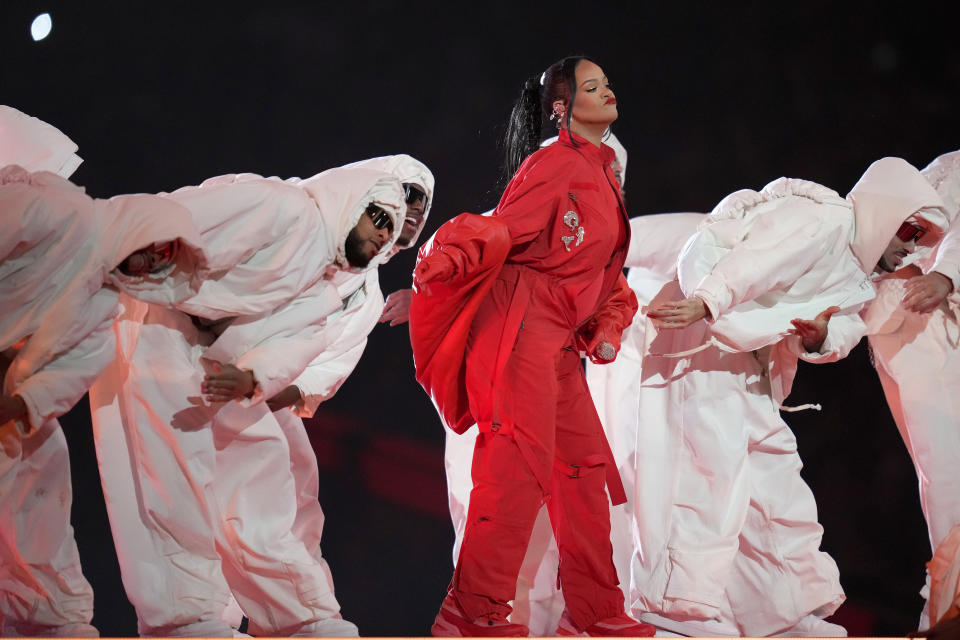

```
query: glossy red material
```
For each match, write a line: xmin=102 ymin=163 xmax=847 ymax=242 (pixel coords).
xmin=411 ymin=129 xmax=637 ymax=630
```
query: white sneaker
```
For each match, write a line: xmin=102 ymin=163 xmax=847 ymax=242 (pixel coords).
xmin=149 ymin=619 xmax=248 ymax=637
xmin=5 ymin=622 xmax=101 ymax=638
xmin=292 ymin=615 xmax=360 ymax=637
xmin=773 ymin=614 xmax=847 ymax=637
xmin=638 ymin=611 xmax=739 ymax=637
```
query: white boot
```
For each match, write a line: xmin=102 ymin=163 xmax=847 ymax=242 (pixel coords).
xmin=292 ymin=615 xmax=359 ymax=637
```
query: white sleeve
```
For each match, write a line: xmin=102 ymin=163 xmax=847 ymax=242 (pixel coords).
xmin=931 ymin=216 xmax=960 ymax=292
xmin=10 ymin=288 xmax=119 ymax=435
xmin=202 ymin=279 xmax=343 ymax=404
xmin=691 ymin=206 xmax=839 ymax=320
xmin=625 ymin=213 xmax=705 ymax=276
xmin=291 ymin=276 xmax=385 ymax=418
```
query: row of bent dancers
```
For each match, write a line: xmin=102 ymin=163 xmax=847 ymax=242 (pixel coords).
xmin=2 ymin=53 xmax=959 ymax=638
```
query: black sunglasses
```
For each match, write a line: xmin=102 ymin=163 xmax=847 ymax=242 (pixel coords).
xmin=404 ymin=184 xmax=427 ymax=206
xmin=366 ymin=204 xmax=393 ymax=232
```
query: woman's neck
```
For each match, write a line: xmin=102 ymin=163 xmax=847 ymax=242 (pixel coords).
xmin=566 ymin=121 xmax=608 ymax=148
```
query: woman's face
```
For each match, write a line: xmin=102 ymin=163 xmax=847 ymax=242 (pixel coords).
xmin=569 ymin=60 xmax=617 ymax=127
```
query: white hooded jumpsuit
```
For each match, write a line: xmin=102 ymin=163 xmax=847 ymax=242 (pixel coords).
xmin=88 ymin=167 xmax=405 ymax=637
xmin=267 ymin=155 xmax=434 ymax=606
xmin=631 ymin=158 xmax=948 ymax=637
xmin=0 ymin=106 xmax=205 ymax=637
xmin=863 ymin=150 xmax=960 ymax=629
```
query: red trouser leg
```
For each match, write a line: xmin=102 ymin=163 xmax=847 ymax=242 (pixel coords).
xmin=452 ymin=431 xmax=544 ymax=621
xmin=548 ymin=348 xmax=625 ymax=630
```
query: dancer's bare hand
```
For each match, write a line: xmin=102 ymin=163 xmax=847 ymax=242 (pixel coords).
xmin=202 ymin=362 xmax=256 ymax=403
xmin=0 ymin=395 xmax=27 ymax=425
xmin=647 ymin=297 xmax=710 ymax=329
xmin=266 ymin=385 xmax=302 ymax=411
xmin=380 ymin=289 xmax=413 ymax=325
xmin=789 ymin=306 xmax=840 ymax=353
xmin=902 ymin=271 xmax=953 ymax=313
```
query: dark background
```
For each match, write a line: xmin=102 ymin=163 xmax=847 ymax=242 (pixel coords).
xmin=4 ymin=1 xmax=959 ymax=636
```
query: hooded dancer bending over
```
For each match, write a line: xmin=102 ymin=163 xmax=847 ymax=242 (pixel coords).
xmin=641 ymin=158 xmax=950 ymax=637
xmin=0 ymin=106 xmax=205 ymax=637
xmin=862 ymin=150 xmax=960 ymax=636
xmin=260 ymin=155 xmax=434 ymax=611
xmin=89 ymin=166 xmax=404 ymax=637
xmin=410 ymin=56 xmax=652 ymax=637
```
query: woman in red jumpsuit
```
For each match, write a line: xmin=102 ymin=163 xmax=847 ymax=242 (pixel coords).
xmin=410 ymin=56 xmax=651 ymax=637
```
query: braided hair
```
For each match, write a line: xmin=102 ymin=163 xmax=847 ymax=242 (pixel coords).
xmin=501 ymin=55 xmax=595 ymax=182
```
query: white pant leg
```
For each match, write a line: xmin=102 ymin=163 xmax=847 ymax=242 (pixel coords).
xmin=211 ymin=403 xmax=351 ymax=636
xmin=444 ymin=425 xmax=477 ymax=567
xmin=728 ymin=416 xmax=844 ymax=636
xmin=89 ymin=304 xmax=235 ymax=636
xmin=443 ymin=425 xmax=564 ymax=633
xmin=0 ymin=419 xmax=96 ymax=635
xmin=658 ymin=347 xmax=762 ymax=620
xmin=870 ymin=301 xmax=960 ymax=625
xmin=871 ymin=320 xmax=960 ymax=554
xmin=274 ymin=409 xmax=340 ymax=612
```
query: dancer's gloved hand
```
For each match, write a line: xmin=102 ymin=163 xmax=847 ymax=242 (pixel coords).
xmin=902 ymin=271 xmax=953 ymax=313
xmin=412 ymin=252 xmax=457 ymax=297
xmin=789 ymin=305 xmax=840 ymax=353
xmin=202 ymin=362 xmax=256 ymax=403
xmin=379 ymin=288 xmax=413 ymax=325
xmin=266 ymin=385 xmax=302 ymax=411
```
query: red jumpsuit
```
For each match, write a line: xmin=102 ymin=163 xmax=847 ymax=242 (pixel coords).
xmin=410 ymin=130 xmax=638 ymax=630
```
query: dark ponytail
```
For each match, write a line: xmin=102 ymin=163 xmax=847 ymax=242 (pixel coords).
xmin=502 ymin=77 xmax=544 ymax=182
xmin=501 ymin=55 xmax=595 ymax=183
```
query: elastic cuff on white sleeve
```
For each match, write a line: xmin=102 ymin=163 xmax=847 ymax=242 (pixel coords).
xmin=12 ymin=390 xmax=42 ymax=437
xmin=692 ymin=274 xmax=731 ymax=322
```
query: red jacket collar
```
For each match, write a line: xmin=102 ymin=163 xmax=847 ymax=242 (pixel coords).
xmin=558 ymin=129 xmax=616 ymax=166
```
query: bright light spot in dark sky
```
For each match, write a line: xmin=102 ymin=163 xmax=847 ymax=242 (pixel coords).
xmin=31 ymin=13 xmax=52 ymax=41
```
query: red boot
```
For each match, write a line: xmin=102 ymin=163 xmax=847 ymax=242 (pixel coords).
xmin=431 ymin=594 xmax=529 ymax=637
xmin=556 ymin=610 xmax=657 ymax=637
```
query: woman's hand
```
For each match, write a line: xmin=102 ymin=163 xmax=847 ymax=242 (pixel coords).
xmin=379 ymin=288 xmax=413 ymax=325
xmin=647 ymin=297 xmax=710 ymax=329
xmin=789 ymin=306 xmax=840 ymax=353
xmin=202 ymin=362 xmax=256 ymax=403
xmin=589 ymin=340 xmax=618 ymax=364
xmin=902 ymin=271 xmax=953 ymax=313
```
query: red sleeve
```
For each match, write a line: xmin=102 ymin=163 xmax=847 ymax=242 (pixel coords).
xmin=409 ymin=214 xmax=512 ymax=433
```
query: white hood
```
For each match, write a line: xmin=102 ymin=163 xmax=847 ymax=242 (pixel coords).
xmin=847 ymin=157 xmax=948 ymax=274
xmin=605 ymin=131 xmax=627 ymax=186
xmin=0 ymin=105 xmax=82 ymax=178
xmin=292 ymin=165 xmax=406 ymax=270
xmin=340 ymin=154 xmax=434 ymax=250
